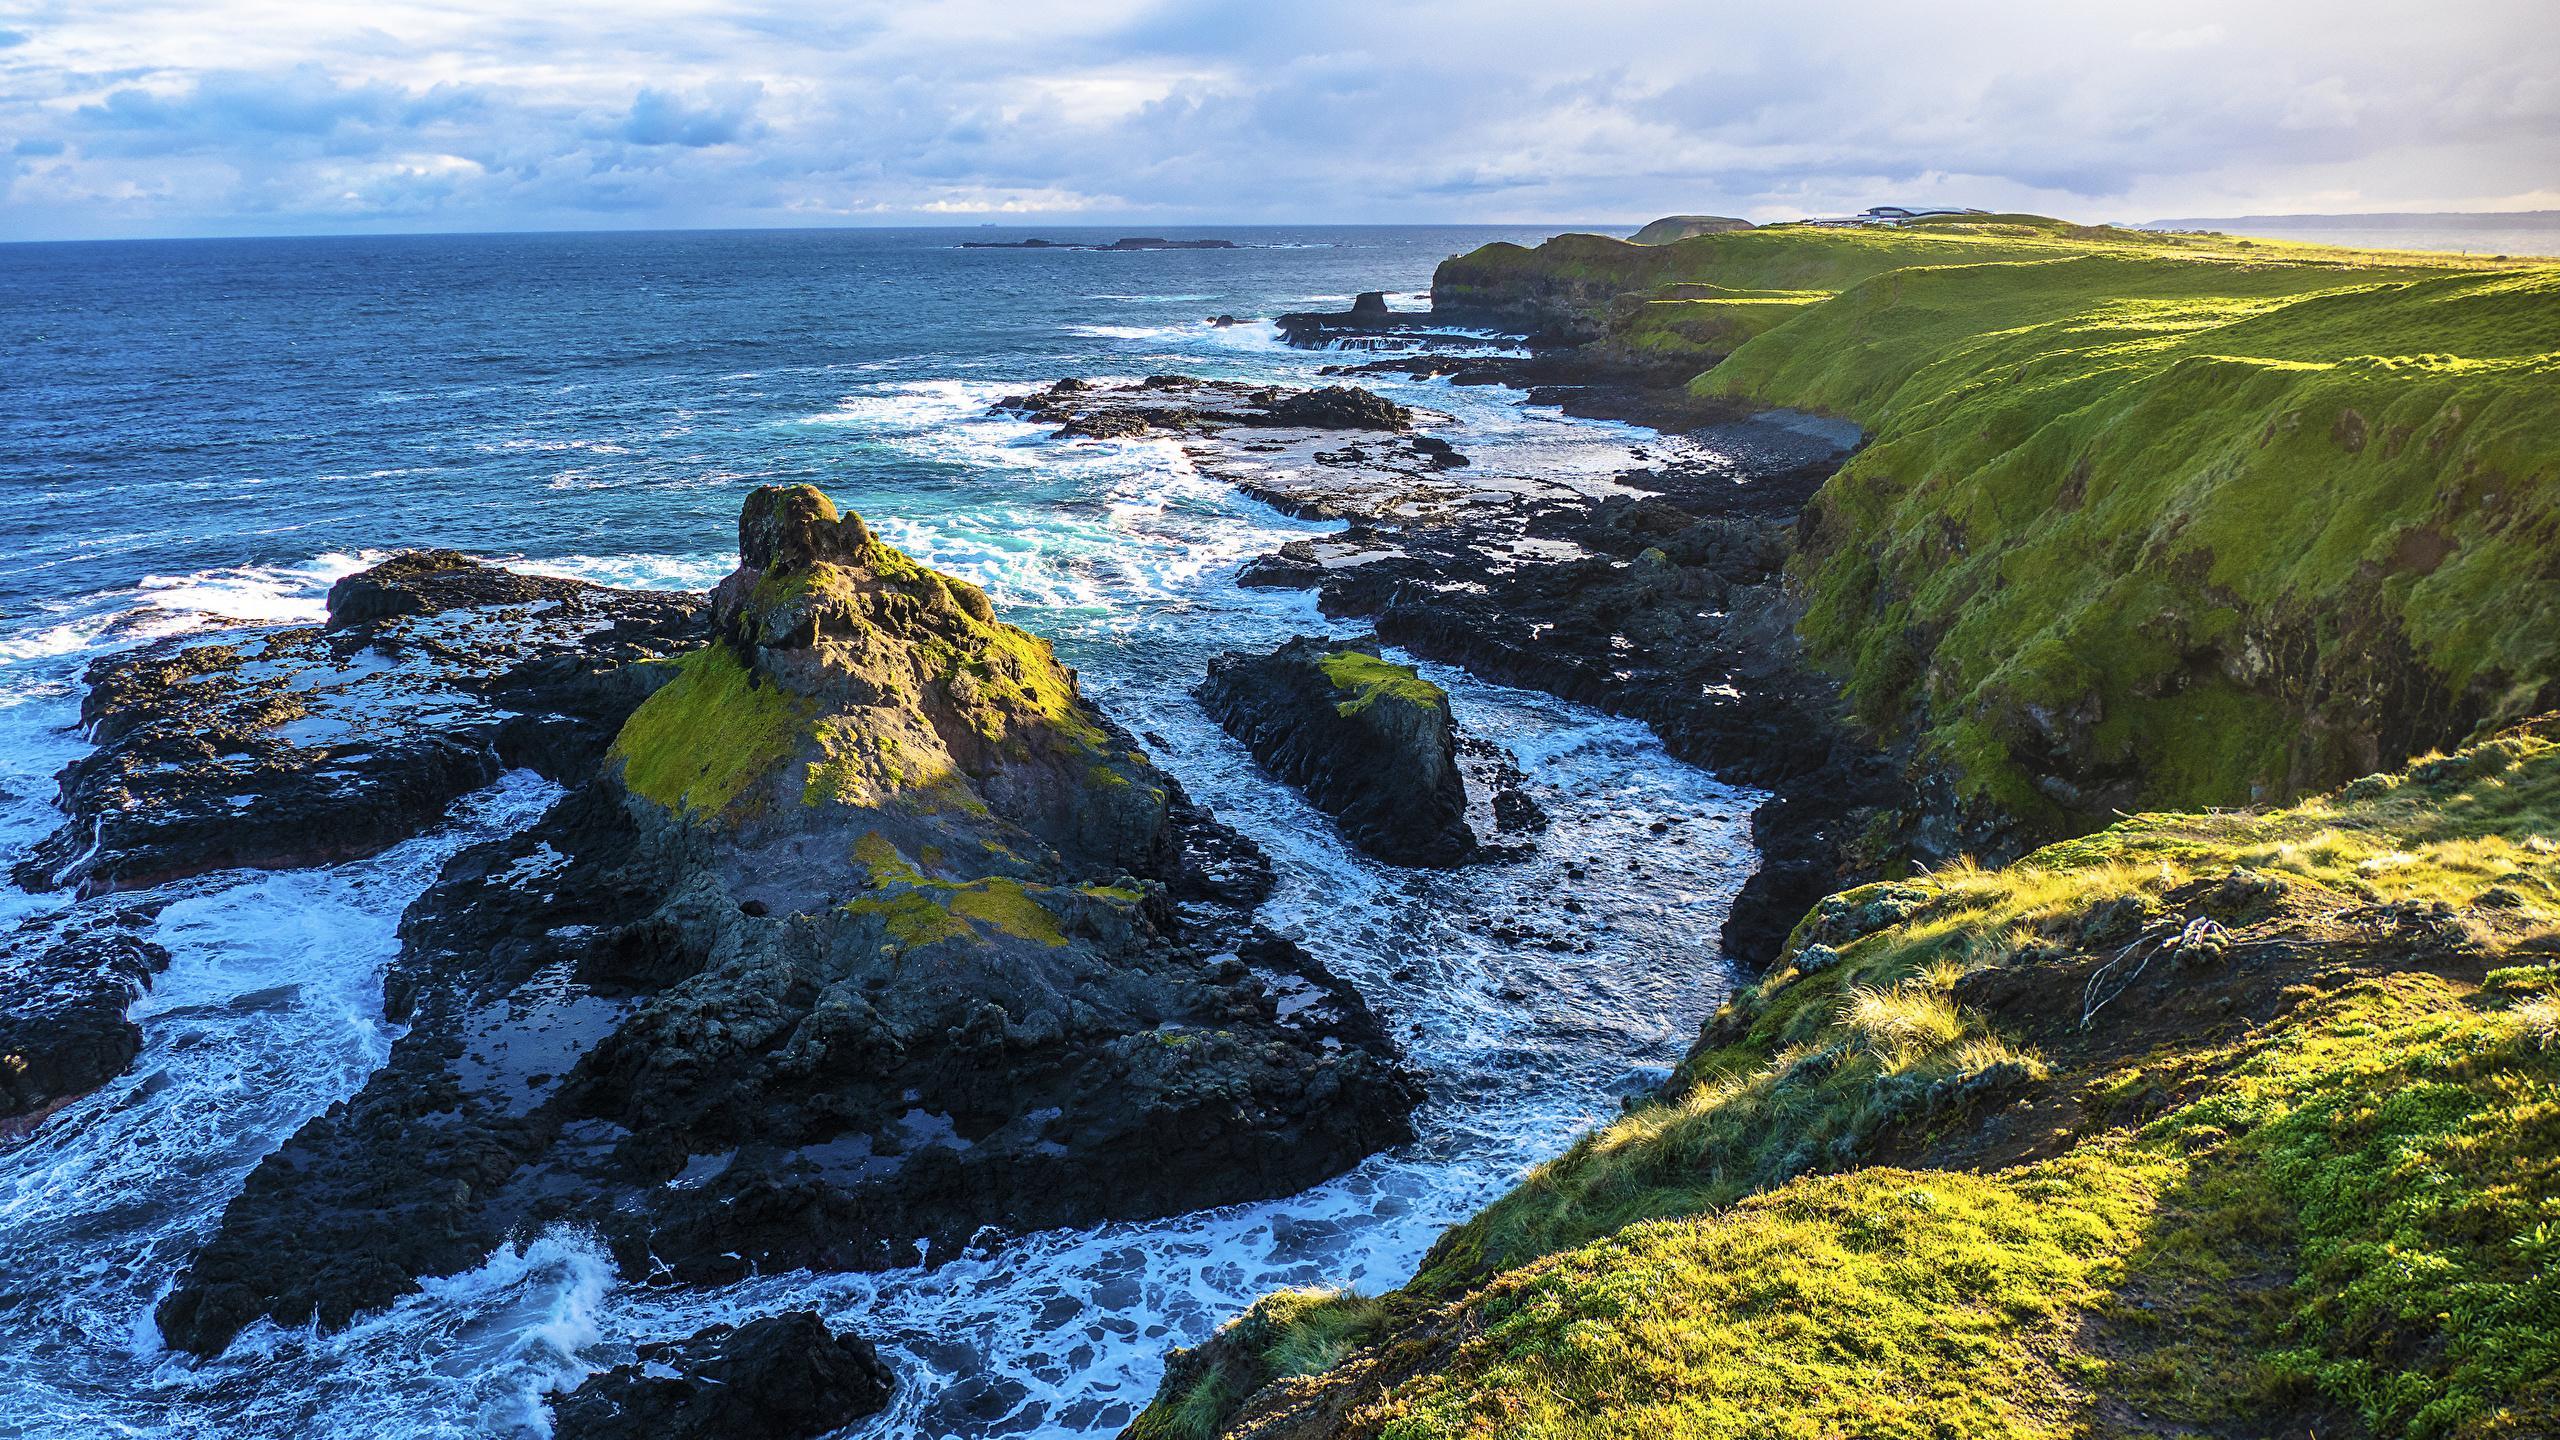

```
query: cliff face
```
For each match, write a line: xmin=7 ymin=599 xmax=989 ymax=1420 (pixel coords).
xmin=156 ymin=485 xmax=1421 ymax=1358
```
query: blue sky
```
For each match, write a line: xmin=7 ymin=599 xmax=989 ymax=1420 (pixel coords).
xmin=2 ymin=0 xmax=2555 ymax=240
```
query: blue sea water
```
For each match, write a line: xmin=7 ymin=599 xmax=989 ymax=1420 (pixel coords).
xmin=0 ymin=227 xmax=1759 ymax=1436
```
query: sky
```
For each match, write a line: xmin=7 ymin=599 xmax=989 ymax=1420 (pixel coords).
xmin=2 ymin=0 xmax=2556 ymax=240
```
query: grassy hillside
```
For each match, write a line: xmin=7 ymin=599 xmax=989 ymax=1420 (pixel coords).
xmin=1132 ymin=721 xmax=2560 ymax=1438
xmin=1436 ymin=217 xmax=2560 ymax=850
xmin=1429 ymin=216 xmax=2529 ymax=348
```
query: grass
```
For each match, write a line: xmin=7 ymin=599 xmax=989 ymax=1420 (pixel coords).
xmin=608 ymin=645 xmax=809 ymax=818
xmin=1132 ymin=722 xmax=2560 ymax=1438
xmin=1320 ymin=648 xmax=1447 ymax=718
xmin=1435 ymin=219 xmax=2560 ymax=838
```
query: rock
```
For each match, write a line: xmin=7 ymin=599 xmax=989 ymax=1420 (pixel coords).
xmin=549 ymin=1312 xmax=893 ymax=1440
xmin=323 ymin=550 xmax=596 ymax=629
xmin=1350 ymin=291 xmax=1392 ymax=317
xmin=1199 ymin=635 xmax=1475 ymax=866
xmin=1257 ymin=385 xmax=1410 ymax=432
xmin=12 ymin=557 xmax=703 ymax=898
xmin=157 ymin=485 xmax=1420 ymax=1357
xmin=0 ymin=916 xmax=169 ymax=1130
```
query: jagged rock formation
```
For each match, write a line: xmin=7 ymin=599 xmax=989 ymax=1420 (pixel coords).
xmin=1198 ymin=636 xmax=1474 ymax=866
xmin=549 ymin=1312 xmax=894 ymax=1440
xmin=0 ymin=913 xmax=167 ymax=1131
xmin=155 ymin=485 xmax=1420 ymax=1357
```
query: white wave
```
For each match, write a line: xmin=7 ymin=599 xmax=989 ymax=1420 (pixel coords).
xmin=0 ymin=773 xmax=562 ymax=1437
xmin=797 ymin=378 xmax=1024 ymax=430
xmin=515 ymin=552 xmax=730 ymax=594
xmin=134 ymin=552 xmax=380 ymax=627
xmin=0 ymin=552 xmax=379 ymax=667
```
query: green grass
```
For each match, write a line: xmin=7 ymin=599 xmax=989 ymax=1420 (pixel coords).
xmin=1714 ymin=249 xmax=2560 ymax=831
xmin=1319 ymin=648 xmax=1447 ymax=718
xmin=1353 ymin=971 xmax=2557 ymax=1439
xmin=608 ymin=645 xmax=810 ymax=818
xmin=1140 ymin=723 xmax=2560 ymax=1437
xmin=1434 ymin=220 xmax=2560 ymax=836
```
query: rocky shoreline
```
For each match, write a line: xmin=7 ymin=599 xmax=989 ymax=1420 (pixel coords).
xmin=141 ymin=488 xmax=1422 ymax=1370
xmin=993 ymin=367 xmax=1889 ymax=965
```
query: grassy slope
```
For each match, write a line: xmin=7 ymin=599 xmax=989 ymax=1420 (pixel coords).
xmin=1703 ymin=238 xmax=2560 ymax=833
xmin=1138 ymin=722 xmax=2560 ymax=1439
xmin=1445 ymin=219 xmax=2560 ymax=839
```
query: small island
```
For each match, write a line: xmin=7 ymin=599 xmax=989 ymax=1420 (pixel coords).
xmin=958 ymin=236 xmax=1240 ymax=250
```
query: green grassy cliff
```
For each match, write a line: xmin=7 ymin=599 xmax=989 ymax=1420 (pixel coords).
xmin=1438 ymin=217 xmax=2560 ymax=854
xmin=1136 ymin=720 xmax=2560 ymax=1438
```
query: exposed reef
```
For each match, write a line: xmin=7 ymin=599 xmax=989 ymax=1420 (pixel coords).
xmin=1009 ymin=372 xmax=1878 ymax=964
xmin=12 ymin=553 xmax=703 ymax=898
xmin=152 ymin=485 xmax=1421 ymax=1357
xmin=960 ymin=237 xmax=1239 ymax=251
xmin=0 ymin=554 xmax=703 ymax=1135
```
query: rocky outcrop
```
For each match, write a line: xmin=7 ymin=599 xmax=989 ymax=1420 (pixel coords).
xmin=0 ymin=912 xmax=167 ymax=1132
xmin=11 ymin=554 xmax=703 ymax=897
xmin=155 ymin=485 xmax=1421 ymax=1358
xmin=322 ymin=549 xmax=600 ymax=629
xmin=1230 ymin=410 xmax=1887 ymax=965
xmin=1199 ymin=636 xmax=1475 ymax=866
xmin=1257 ymin=385 xmax=1410 ymax=432
xmin=549 ymin=1312 xmax=894 ymax=1440
xmin=0 ymin=555 xmax=702 ymax=1140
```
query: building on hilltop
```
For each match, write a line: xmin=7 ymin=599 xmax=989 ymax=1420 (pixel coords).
xmin=1799 ymin=205 xmax=1991 ymax=228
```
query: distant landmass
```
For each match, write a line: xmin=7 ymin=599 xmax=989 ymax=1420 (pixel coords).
xmin=2146 ymin=208 xmax=2560 ymax=230
xmin=2141 ymin=209 xmax=2560 ymax=256
xmin=958 ymin=236 xmax=1240 ymax=250
xmin=1627 ymin=214 xmax=1754 ymax=244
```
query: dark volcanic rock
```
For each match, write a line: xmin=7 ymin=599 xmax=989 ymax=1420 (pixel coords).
xmin=1324 ymin=351 xmax=1747 ymax=433
xmin=1233 ymin=415 xmax=1895 ymax=965
xmin=323 ymin=549 xmax=597 ymax=629
xmin=12 ymin=554 xmax=704 ymax=898
xmin=1200 ymin=636 xmax=1474 ymax=866
xmin=2 ymin=556 xmax=702 ymax=1143
xmin=157 ymin=484 xmax=1420 ymax=1357
xmin=1257 ymin=385 xmax=1410 ymax=432
xmin=0 ymin=914 xmax=169 ymax=1131
xmin=549 ymin=1312 xmax=893 ymax=1440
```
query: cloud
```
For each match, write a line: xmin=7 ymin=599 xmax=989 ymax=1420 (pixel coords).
xmin=1 ymin=0 xmax=2554 ymax=238
xmin=619 ymin=83 xmax=762 ymax=147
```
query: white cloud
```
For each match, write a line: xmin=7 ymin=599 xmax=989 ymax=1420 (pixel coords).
xmin=0 ymin=0 xmax=2554 ymax=237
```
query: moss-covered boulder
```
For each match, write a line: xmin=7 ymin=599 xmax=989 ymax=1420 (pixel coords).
xmin=1199 ymin=635 xmax=1476 ymax=865
xmin=618 ymin=481 xmax=1167 ymax=878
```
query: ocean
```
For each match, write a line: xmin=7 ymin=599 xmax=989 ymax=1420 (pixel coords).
xmin=0 ymin=227 xmax=1759 ymax=1436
